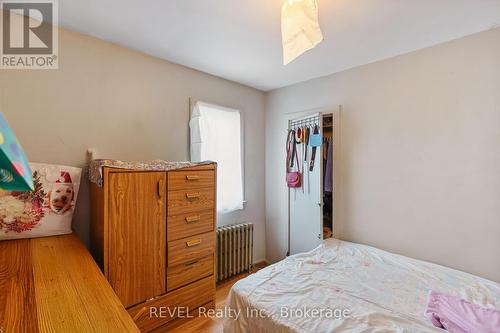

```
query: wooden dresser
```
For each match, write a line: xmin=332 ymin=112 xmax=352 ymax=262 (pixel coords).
xmin=90 ymin=163 xmax=217 ymax=332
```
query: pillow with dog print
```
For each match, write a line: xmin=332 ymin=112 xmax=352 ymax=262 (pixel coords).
xmin=0 ymin=162 xmax=81 ymax=240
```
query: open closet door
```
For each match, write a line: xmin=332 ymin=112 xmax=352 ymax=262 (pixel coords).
xmin=289 ymin=157 xmax=322 ymax=255
xmin=289 ymin=113 xmax=323 ymax=255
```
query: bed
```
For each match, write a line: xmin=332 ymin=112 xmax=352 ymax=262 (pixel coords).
xmin=224 ymin=239 xmax=500 ymax=333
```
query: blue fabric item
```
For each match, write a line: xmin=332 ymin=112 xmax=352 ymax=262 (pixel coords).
xmin=308 ymin=133 xmax=322 ymax=147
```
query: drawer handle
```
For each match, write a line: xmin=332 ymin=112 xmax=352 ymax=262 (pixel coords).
xmin=185 ymin=192 xmax=200 ymax=199
xmin=185 ymin=215 xmax=201 ymax=223
xmin=186 ymin=175 xmax=200 ymax=181
xmin=132 ymin=307 xmax=147 ymax=321
xmin=185 ymin=260 xmax=199 ymax=266
xmin=186 ymin=239 xmax=202 ymax=247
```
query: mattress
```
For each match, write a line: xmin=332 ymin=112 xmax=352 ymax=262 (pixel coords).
xmin=224 ymin=239 xmax=500 ymax=333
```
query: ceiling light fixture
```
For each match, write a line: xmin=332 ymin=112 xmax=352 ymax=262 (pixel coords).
xmin=281 ymin=0 xmax=324 ymax=65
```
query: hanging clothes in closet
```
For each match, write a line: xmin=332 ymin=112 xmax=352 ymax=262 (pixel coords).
xmin=321 ymin=115 xmax=334 ymax=240
xmin=324 ymin=137 xmax=333 ymax=193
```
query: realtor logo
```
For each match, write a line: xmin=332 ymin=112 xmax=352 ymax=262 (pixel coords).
xmin=1 ymin=0 xmax=58 ymax=69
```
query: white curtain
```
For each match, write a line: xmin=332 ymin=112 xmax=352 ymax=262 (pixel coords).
xmin=190 ymin=101 xmax=244 ymax=214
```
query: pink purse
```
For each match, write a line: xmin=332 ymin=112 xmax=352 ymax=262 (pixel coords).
xmin=287 ymin=171 xmax=301 ymax=188
xmin=286 ymin=130 xmax=302 ymax=188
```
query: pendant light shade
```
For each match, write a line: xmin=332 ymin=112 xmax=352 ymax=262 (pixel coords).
xmin=281 ymin=0 xmax=323 ymax=65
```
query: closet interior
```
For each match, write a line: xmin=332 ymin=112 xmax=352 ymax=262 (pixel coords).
xmin=322 ymin=113 xmax=333 ymax=240
xmin=287 ymin=112 xmax=335 ymax=256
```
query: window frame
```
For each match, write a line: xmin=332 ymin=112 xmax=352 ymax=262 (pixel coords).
xmin=189 ymin=99 xmax=246 ymax=209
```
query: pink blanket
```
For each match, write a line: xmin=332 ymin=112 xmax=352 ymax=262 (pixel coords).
xmin=425 ymin=291 xmax=500 ymax=333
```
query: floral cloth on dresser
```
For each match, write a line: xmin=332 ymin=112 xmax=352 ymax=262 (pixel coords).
xmin=87 ymin=159 xmax=215 ymax=187
xmin=0 ymin=163 xmax=81 ymax=240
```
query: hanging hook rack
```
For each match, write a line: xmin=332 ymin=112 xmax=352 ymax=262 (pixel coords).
xmin=288 ymin=115 xmax=320 ymax=130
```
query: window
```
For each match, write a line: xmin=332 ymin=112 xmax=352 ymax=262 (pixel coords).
xmin=189 ymin=101 xmax=243 ymax=214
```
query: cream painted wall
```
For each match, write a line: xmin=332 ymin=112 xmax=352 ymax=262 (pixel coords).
xmin=0 ymin=27 xmax=266 ymax=263
xmin=265 ymin=28 xmax=500 ymax=282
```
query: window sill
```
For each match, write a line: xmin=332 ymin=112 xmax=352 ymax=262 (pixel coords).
xmin=217 ymin=200 xmax=247 ymax=215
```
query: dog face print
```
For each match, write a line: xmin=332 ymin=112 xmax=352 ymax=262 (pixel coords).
xmin=49 ymin=184 xmax=74 ymax=214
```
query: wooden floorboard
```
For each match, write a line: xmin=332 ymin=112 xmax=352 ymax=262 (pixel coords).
xmin=169 ymin=263 xmax=266 ymax=333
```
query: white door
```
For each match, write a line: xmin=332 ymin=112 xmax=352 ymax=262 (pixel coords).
xmin=289 ymin=127 xmax=322 ymax=255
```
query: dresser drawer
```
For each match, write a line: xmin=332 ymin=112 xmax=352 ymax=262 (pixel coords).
xmin=167 ymin=210 xmax=214 ymax=241
xmin=168 ymin=232 xmax=215 ymax=267
xmin=128 ymin=276 xmax=215 ymax=332
xmin=168 ymin=170 xmax=215 ymax=191
xmin=167 ymin=256 xmax=214 ymax=292
xmin=167 ymin=188 xmax=215 ymax=215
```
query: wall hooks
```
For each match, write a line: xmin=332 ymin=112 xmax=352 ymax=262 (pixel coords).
xmin=288 ymin=115 xmax=320 ymax=130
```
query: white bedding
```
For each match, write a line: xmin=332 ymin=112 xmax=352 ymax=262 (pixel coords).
xmin=224 ymin=239 xmax=500 ymax=333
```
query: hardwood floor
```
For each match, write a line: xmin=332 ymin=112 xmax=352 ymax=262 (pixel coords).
xmin=168 ymin=263 xmax=266 ymax=333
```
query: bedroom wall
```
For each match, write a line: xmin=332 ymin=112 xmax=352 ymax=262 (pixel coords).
xmin=265 ymin=28 xmax=500 ymax=282
xmin=0 ymin=26 xmax=267 ymax=263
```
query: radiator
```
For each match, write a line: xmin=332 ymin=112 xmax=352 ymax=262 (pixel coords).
xmin=216 ymin=223 xmax=254 ymax=282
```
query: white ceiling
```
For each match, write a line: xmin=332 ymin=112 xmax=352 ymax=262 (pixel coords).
xmin=59 ymin=0 xmax=500 ymax=91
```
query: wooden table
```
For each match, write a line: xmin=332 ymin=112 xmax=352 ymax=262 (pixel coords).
xmin=0 ymin=234 xmax=139 ymax=333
